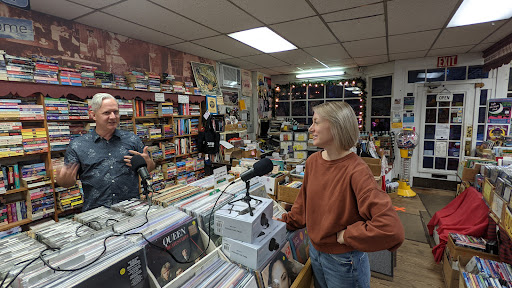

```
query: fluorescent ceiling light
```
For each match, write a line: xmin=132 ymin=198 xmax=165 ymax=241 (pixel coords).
xmin=448 ymin=0 xmax=512 ymax=27
xmin=296 ymin=70 xmax=345 ymax=79
xmin=228 ymin=27 xmax=297 ymax=53
xmin=344 ymin=87 xmax=361 ymax=91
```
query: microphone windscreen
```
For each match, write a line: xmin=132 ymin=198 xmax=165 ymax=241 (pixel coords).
xmin=131 ymin=154 xmax=147 ymax=171
xmin=254 ymin=158 xmax=273 ymax=177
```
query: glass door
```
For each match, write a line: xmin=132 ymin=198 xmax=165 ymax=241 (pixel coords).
xmin=418 ymin=84 xmax=475 ymax=176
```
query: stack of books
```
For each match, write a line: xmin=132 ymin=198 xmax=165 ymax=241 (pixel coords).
xmin=158 ymin=102 xmax=173 ymax=117
xmin=1 ymin=164 xmax=20 ymax=190
xmin=69 ymin=122 xmax=87 ymax=140
xmin=55 ymin=181 xmax=83 ymax=211
xmin=1 ymin=200 xmax=28 ymax=224
xmin=146 ymin=72 xmax=161 ymax=92
xmin=19 ymin=102 xmax=44 ymax=120
xmin=58 ymin=67 xmax=82 ymax=86
xmin=45 ymin=97 xmax=69 ymax=120
xmin=174 ymin=118 xmax=191 ymax=135
xmin=0 ymin=99 xmax=21 ymax=119
xmin=47 ymin=122 xmax=71 ymax=151
xmin=5 ymin=54 xmax=34 ymax=82
xmin=31 ymin=55 xmax=59 ymax=84
xmin=118 ymin=99 xmax=133 ymax=117
xmin=76 ymin=64 xmax=97 ymax=87
xmin=144 ymin=101 xmax=158 ymax=117
xmin=190 ymin=103 xmax=201 ymax=116
xmin=449 ymin=232 xmax=487 ymax=251
xmin=160 ymin=142 xmax=176 ymax=160
xmin=162 ymin=123 xmax=173 ymax=138
xmin=119 ymin=119 xmax=134 ymax=132
xmin=21 ymin=127 xmax=48 ymax=154
xmin=94 ymin=70 xmax=114 ymax=88
xmin=22 ymin=162 xmax=53 ymax=220
xmin=0 ymin=122 xmax=23 ymax=157
xmin=68 ymin=100 xmax=89 ymax=120
xmin=190 ymin=118 xmax=199 ymax=134
xmin=114 ymin=74 xmax=129 ymax=89
xmin=125 ymin=71 xmax=148 ymax=91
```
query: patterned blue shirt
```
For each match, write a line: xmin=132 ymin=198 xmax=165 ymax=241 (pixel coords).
xmin=65 ymin=129 xmax=144 ymax=211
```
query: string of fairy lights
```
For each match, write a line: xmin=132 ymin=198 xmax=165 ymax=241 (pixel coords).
xmin=272 ymin=78 xmax=367 ymax=129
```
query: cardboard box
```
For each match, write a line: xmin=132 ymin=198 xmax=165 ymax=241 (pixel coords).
xmin=214 ymin=196 xmax=273 ymax=243
xmin=291 ymin=258 xmax=313 ymax=288
xmin=221 ymin=220 xmax=287 ymax=270
xmin=443 ymin=236 xmax=500 ymax=288
xmin=260 ymin=172 xmax=288 ymax=197
xmin=278 ymin=178 xmax=303 ymax=204
xmin=241 ymin=149 xmax=261 ymax=159
xmin=223 ymin=147 xmax=242 ymax=162
xmin=362 ymin=157 xmax=381 ymax=177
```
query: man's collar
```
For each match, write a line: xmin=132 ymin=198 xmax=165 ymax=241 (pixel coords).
xmin=93 ymin=129 xmax=121 ymax=142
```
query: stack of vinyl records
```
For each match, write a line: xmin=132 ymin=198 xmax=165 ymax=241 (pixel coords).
xmin=0 ymin=233 xmax=48 ymax=287
xmin=74 ymin=206 xmax=131 ymax=230
xmin=110 ymin=199 xmax=161 ymax=216
xmin=178 ymin=255 xmax=257 ymax=288
xmin=30 ymin=218 xmax=96 ymax=249
xmin=10 ymin=233 xmax=149 ymax=288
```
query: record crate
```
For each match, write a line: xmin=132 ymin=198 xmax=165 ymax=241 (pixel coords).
xmin=277 ymin=176 xmax=303 ymax=204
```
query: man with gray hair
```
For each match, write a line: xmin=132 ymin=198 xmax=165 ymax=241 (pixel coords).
xmin=57 ymin=93 xmax=155 ymax=211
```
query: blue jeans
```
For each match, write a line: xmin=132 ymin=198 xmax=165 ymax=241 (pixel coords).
xmin=309 ymin=242 xmax=370 ymax=288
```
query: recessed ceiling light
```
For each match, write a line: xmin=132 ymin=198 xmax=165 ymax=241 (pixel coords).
xmin=228 ymin=27 xmax=297 ymax=53
xmin=448 ymin=0 xmax=512 ymax=27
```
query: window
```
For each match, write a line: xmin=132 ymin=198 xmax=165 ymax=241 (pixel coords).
xmin=371 ymin=76 xmax=392 ymax=132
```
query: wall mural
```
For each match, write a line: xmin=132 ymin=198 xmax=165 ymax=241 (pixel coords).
xmin=0 ymin=3 xmax=215 ymax=83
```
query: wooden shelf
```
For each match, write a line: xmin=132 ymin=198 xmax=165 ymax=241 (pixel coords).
xmin=0 ymin=218 xmax=31 ymax=231
xmin=174 ymin=133 xmax=198 ymax=138
xmin=0 ymin=119 xmax=45 ymax=122
xmin=0 ymin=151 xmax=48 ymax=159
xmin=135 ymin=116 xmax=159 ymax=119
xmin=173 ymin=115 xmax=201 ymax=118
xmin=46 ymin=118 xmax=93 ymax=122
xmin=4 ymin=187 xmax=28 ymax=195
xmin=142 ymin=136 xmax=175 ymax=142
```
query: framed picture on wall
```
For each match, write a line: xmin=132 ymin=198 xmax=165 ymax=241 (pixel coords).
xmin=191 ymin=62 xmax=221 ymax=96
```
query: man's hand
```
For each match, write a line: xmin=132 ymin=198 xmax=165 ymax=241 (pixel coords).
xmin=124 ymin=146 xmax=155 ymax=172
xmin=56 ymin=163 xmax=79 ymax=188
xmin=337 ymin=230 xmax=346 ymax=245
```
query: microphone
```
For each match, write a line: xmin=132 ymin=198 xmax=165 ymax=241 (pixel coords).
xmin=131 ymin=154 xmax=150 ymax=181
xmin=240 ymin=158 xmax=273 ymax=182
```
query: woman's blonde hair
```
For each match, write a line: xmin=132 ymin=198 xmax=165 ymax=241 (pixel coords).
xmin=312 ymin=101 xmax=359 ymax=151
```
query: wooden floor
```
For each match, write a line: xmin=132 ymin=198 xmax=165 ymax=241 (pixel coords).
xmin=369 ymin=187 xmax=455 ymax=288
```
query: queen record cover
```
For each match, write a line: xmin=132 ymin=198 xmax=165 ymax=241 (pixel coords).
xmin=145 ymin=217 xmax=206 ymax=287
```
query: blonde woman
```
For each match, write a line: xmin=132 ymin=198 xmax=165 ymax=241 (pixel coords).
xmin=279 ymin=102 xmax=404 ymax=288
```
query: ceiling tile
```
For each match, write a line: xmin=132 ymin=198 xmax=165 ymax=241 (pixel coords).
xmin=469 ymin=43 xmax=494 ymax=53
xmin=323 ymin=59 xmax=358 ymax=68
xmin=296 ymin=63 xmax=329 ymax=71
xmin=322 ymin=3 xmax=384 ymax=22
xmin=482 ymin=20 xmax=512 ymax=43
xmin=69 ymin=0 xmax=121 ymax=9
xmin=101 ymin=0 xmax=218 ymax=40
xmin=218 ymin=58 xmax=263 ymax=70
xmin=388 ymin=0 xmax=459 ymax=35
xmin=388 ymin=30 xmax=440 ymax=54
xmin=343 ymin=38 xmax=387 ymax=58
xmin=193 ymin=35 xmax=261 ymax=57
xmin=354 ymin=55 xmax=389 ymax=66
xmin=76 ymin=12 xmax=183 ymax=46
xmin=427 ymin=45 xmax=475 ymax=57
xmin=270 ymin=65 xmax=302 ymax=74
xmin=432 ymin=21 xmax=505 ymax=49
xmin=240 ymin=54 xmax=288 ymax=67
xmin=309 ymin=0 xmax=380 ymax=14
xmin=271 ymin=50 xmax=317 ymax=65
xmin=253 ymin=68 xmax=280 ymax=75
xmin=229 ymin=0 xmax=315 ymax=25
xmin=31 ymin=0 xmax=93 ymax=20
xmin=150 ymin=0 xmax=261 ymax=34
xmin=304 ymin=44 xmax=350 ymax=62
xmin=328 ymin=15 xmax=385 ymax=42
xmin=168 ymin=42 xmax=231 ymax=60
xmin=389 ymin=50 xmax=428 ymax=61
xmin=270 ymin=17 xmax=337 ymax=47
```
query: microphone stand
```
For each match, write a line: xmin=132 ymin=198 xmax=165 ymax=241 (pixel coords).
xmin=228 ymin=180 xmax=261 ymax=216
xmin=141 ymin=178 xmax=154 ymax=203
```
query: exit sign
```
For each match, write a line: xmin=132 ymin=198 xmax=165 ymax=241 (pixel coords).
xmin=437 ymin=55 xmax=458 ymax=67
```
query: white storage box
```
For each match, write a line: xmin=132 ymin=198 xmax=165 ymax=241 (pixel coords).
xmin=294 ymin=132 xmax=308 ymax=141
xmin=280 ymin=132 xmax=293 ymax=141
xmin=294 ymin=151 xmax=308 ymax=159
xmin=293 ymin=141 xmax=308 ymax=151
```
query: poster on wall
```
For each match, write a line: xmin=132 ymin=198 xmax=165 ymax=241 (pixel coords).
xmin=403 ymin=97 xmax=415 ymax=111
xmin=222 ymin=90 xmax=239 ymax=106
xmin=241 ymin=69 xmax=252 ymax=96
xmin=403 ymin=112 xmax=414 ymax=123
xmin=206 ymin=95 xmax=218 ymax=115
xmin=487 ymin=125 xmax=508 ymax=141
xmin=488 ymin=99 xmax=512 ymax=124
xmin=257 ymin=73 xmax=265 ymax=99
xmin=0 ymin=17 xmax=33 ymax=41
xmin=191 ymin=62 xmax=221 ymax=96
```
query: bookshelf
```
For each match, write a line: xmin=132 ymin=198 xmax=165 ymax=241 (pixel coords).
xmin=0 ymin=85 xmax=206 ymax=229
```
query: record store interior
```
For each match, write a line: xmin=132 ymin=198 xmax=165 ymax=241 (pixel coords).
xmin=0 ymin=0 xmax=512 ymax=287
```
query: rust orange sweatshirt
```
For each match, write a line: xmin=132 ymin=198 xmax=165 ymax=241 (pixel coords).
xmin=281 ymin=151 xmax=404 ymax=254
